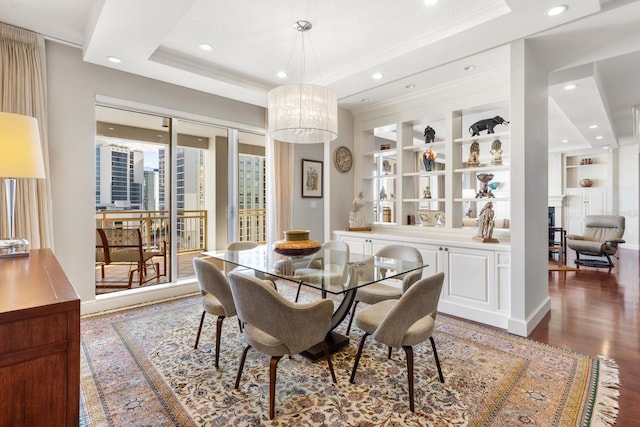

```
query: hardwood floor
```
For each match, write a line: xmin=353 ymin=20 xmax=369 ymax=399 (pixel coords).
xmin=530 ymin=248 xmax=639 ymax=425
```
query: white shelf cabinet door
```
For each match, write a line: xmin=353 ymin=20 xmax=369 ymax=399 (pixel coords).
xmin=565 ymin=187 xmax=607 ymax=235
xmin=442 ymin=246 xmax=495 ymax=311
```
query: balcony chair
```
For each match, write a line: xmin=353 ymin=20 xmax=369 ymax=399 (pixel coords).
xmin=349 ymin=272 xmax=445 ymax=412
xmin=293 ymin=240 xmax=350 ymax=302
xmin=193 ymin=257 xmax=242 ymax=368
xmin=566 ymin=215 xmax=625 ymax=268
xmin=96 ymin=228 xmax=161 ymax=288
xmin=228 ymin=271 xmax=337 ymax=419
xmin=345 ymin=245 xmax=423 ymax=335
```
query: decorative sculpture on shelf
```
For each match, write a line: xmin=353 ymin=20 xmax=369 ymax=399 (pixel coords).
xmin=476 ymin=173 xmax=495 ymax=198
xmin=382 ymin=159 xmax=392 ymax=175
xmin=474 ymin=201 xmax=498 ymax=243
xmin=422 ymin=148 xmax=436 ymax=171
xmin=423 ymin=185 xmax=431 ymax=199
xmin=379 ymin=186 xmax=387 ymax=200
xmin=490 ymin=139 xmax=503 ymax=165
xmin=423 ymin=126 xmax=436 ymax=144
xmin=467 ymin=141 xmax=480 ymax=167
xmin=469 ymin=116 xmax=509 ymax=136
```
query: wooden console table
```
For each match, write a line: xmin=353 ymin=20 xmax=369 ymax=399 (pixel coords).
xmin=0 ymin=249 xmax=80 ymax=427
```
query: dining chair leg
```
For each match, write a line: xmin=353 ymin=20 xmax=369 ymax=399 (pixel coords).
xmin=215 ymin=315 xmax=225 ymax=368
xmin=269 ymin=355 xmax=282 ymax=419
xmin=294 ymin=282 xmax=302 ymax=302
xmin=345 ymin=300 xmax=359 ymax=335
xmin=321 ymin=340 xmax=337 ymax=383
xmin=388 ymin=346 xmax=393 ymax=359
xmin=403 ymin=345 xmax=415 ymax=412
xmin=234 ymin=345 xmax=252 ymax=389
xmin=349 ymin=332 xmax=369 ymax=383
xmin=430 ymin=336 xmax=445 ymax=383
xmin=237 ymin=318 xmax=243 ymax=333
xmin=194 ymin=311 xmax=206 ymax=349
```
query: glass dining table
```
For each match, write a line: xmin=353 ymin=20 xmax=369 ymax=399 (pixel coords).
xmin=203 ymin=245 xmax=428 ymax=360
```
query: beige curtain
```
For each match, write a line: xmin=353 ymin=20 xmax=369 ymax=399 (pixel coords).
xmin=266 ymin=136 xmax=293 ymax=244
xmin=0 ymin=23 xmax=53 ymax=249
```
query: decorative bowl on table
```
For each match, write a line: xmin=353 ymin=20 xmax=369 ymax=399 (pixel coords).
xmin=272 ymin=230 xmax=321 ymax=257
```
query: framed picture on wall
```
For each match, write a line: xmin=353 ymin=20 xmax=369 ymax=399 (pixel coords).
xmin=301 ymin=159 xmax=323 ymax=198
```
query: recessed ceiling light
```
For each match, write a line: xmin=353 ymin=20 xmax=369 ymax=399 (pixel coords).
xmin=372 ymin=72 xmax=384 ymax=80
xmin=405 ymin=84 xmax=415 ymax=89
xmin=424 ymin=0 xmax=439 ymax=5
xmin=464 ymin=65 xmax=476 ymax=71
xmin=546 ymin=5 xmax=568 ymax=17
xmin=563 ymin=83 xmax=577 ymax=90
xmin=107 ymin=56 xmax=121 ymax=64
xmin=360 ymin=98 xmax=369 ymax=103
xmin=602 ymin=146 xmax=610 ymax=150
xmin=198 ymin=43 xmax=213 ymax=51
xmin=589 ymin=124 xmax=599 ymax=129
xmin=561 ymin=139 xmax=568 ymax=143
xmin=277 ymin=71 xmax=288 ymax=79
xmin=595 ymin=136 xmax=604 ymax=140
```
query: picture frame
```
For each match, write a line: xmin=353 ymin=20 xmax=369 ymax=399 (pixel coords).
xmin=301 ymin=159 xmax=323 ymax=198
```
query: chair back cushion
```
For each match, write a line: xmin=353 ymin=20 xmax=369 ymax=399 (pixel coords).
xmin=583 ymin=215 xmax=625 ymax=242
xmin=193 ymin=257 xmax=237 ymax=317
xmin=373 ymin=272 xmax=444 ymax=348
xmin=227 ymin=272 xmax=333 ymax=355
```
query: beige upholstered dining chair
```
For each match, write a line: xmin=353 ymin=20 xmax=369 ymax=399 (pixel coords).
xmin=192 ymin=257 xmax=241 ymax=368
xmin=227 ymin=271 xmax=337 ymax=419
xmin=293 ymin=240 xmax=350 ymax=301
xmin=349 ymin=272 xmax=445 ymax=412
xmin=224 ymin=241 xmax=258 ymax=276
xmin=345 ymin=245 xmax=423 ymax=335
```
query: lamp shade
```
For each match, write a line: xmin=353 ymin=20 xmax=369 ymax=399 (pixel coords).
xmin=268 ymin=83 xmax=338 ymax=144
xmin=0 ymin=112 xmax=45 ymax=179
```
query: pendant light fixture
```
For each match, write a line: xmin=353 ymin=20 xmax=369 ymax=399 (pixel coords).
xmin=268 ymin=20 xmax=338 ymax=144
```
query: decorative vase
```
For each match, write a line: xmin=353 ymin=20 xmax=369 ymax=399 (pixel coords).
xmin=579 ymin=179 xmax=593 ymax=187
xmin=272 ymin=230 xmax=321 ymax=257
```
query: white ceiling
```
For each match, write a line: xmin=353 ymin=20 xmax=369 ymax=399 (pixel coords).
xmin=1 ymin=0 xmax=639 ymax=152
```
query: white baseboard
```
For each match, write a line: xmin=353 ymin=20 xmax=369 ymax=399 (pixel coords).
xmin=81 ymin=280 xmax=199 ymax=316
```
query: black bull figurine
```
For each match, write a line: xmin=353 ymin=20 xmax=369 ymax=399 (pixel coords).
xmin=469 ymin=116 xmax=509 ymax=136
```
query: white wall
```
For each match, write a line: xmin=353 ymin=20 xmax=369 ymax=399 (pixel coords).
xmin=618 ymin=144 xmax=639 ymax=249
xmin=46 ymin=41 xmax=265 ymax=308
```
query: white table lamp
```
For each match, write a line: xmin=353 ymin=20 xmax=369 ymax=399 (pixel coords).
xmin=0 ymin=112 xmax=45 ymax=258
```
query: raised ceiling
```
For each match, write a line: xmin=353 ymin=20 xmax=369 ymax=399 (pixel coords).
xmin=1 ymin=0 xmax=639 ymax=151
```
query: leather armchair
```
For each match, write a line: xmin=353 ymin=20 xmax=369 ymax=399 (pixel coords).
xmin=566 ymin=215 xmax=625 ymax=268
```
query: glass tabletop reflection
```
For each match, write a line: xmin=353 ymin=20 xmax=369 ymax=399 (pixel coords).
xmin=203 ymin=245 xmax=427 ymax=295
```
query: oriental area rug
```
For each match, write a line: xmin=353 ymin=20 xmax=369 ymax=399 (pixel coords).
xmin=79 ymin=286 xmax=618 ymax=426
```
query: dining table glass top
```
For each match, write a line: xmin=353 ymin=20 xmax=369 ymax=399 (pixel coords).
xmin=203 ymin=245 xmax=428 ymax=295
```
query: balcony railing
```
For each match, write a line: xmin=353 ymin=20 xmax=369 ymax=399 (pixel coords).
xmin=96 ymin=207 xmax=266 ymax=251
xmin=239 ymin=208 xmax=266 ymax=244
xmin=96 ymin=209 xmax=207 ymax=253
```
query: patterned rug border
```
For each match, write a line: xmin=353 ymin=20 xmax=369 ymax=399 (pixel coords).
xmin=80 ymin=291 xmax=619 ymax=426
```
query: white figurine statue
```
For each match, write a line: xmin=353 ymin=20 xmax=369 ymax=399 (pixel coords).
xmin=490 ymin=139 xmax=503 ymax=165
xmin=349 ymin=191 xmax=366 ymax=229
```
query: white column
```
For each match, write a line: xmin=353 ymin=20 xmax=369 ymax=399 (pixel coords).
xmin=508 ymin=40 xmax=552 ymax=336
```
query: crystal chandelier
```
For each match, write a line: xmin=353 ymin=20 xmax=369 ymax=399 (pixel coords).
xmin=268 ymin=20 xmax=338 ymax=144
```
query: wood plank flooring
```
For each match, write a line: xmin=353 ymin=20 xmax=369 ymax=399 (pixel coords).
xmin=530 ymin=248 xmax=639 ymax=425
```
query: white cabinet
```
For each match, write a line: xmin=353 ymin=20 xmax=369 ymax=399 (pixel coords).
xmin=565 ymin=187 xmax=607 ymax=235
xmin=338 ymin=234 xmax=393 ymax=256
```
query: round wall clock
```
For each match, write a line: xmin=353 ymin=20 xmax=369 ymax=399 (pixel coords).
xmin=334 ymin=146 xmax=353 ymax=173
